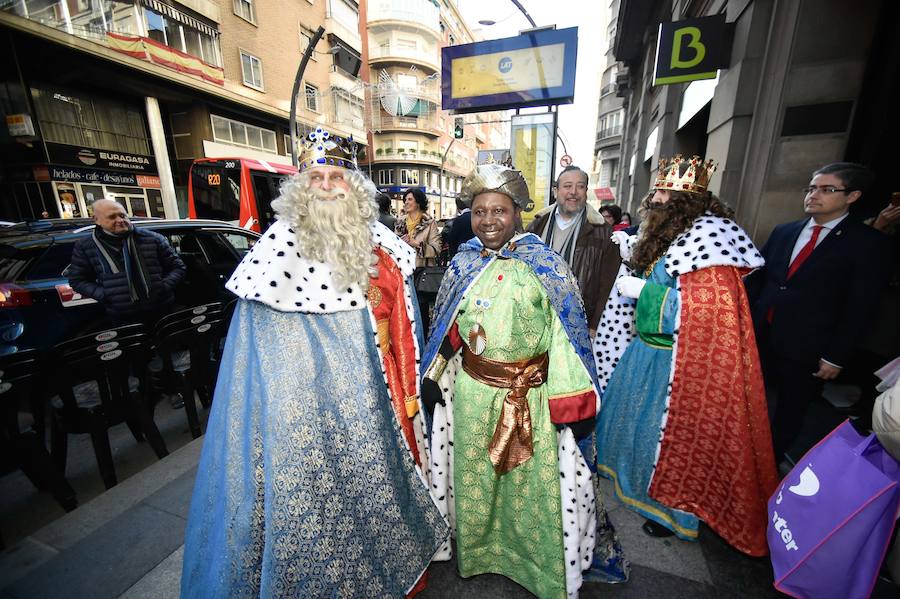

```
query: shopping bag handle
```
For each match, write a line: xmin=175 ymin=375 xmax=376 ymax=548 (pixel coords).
xmin=854 ymin=433 xmax=900 ymax=477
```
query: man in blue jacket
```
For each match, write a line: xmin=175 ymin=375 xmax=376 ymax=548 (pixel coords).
xmin=68 ymin=199 xmax=185 ymax=327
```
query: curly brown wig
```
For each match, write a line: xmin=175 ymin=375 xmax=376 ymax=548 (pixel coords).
xmin=629 ymin=190 xmax=734 ymax=274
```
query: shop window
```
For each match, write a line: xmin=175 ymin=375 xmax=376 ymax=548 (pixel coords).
xmin=81 ymin=185 xmax=105 ymax=216
xmin=211 ymin=115 xmax=277 ymax=154
xmin=170 ymin=112 xmax=194 ymax=160
xmin=31 ymin=87 xmax=150 ymax=155
xmin=240 ymin=51 xmax=264 ymax=90
xmin=233 ymin=0 xmax=255 ymax=23
xmin=400 ymin=169 xmax=419 ymax=186
xmin=305 ymin=83 xmax=320 ymax=112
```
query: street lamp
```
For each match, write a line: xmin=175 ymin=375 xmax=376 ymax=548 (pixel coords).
xmin=477 ymin=1 xmax=537 ymax=30
xmin=289 ymin=26 xmax=326 ymax=168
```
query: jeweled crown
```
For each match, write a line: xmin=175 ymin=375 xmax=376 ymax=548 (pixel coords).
xmin=297 ymin=127 xmax=359 ymax=173
xmin=652 ymin=155 xmax=717 ymax=194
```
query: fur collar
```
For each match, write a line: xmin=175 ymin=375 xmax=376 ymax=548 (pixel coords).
xmin=226 ymin=220 xmax=415 ymax=313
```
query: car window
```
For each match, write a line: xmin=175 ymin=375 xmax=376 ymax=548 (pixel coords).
xmin=220 ymin=232 xmax=256 ymax=257
xmin=198 ymin=233 xmax=241 ymax=266
xmin=28 ymin=243 xmax=75 ymax=280
xmin=0 ymin=243 xmax=69 ymax=281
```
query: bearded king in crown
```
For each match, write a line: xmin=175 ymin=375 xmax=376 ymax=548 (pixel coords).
xmin=180 ymin=128 xmax=448 ymax=598
xmin=594 ymin=155 xmax=778 ymax=556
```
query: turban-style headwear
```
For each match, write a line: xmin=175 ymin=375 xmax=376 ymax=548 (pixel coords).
xmin=460 ymin=164 xmax=530 ymax=208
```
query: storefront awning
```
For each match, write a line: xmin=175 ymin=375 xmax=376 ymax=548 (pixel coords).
xmin=141 ymin=0 xmax=219 ymax=38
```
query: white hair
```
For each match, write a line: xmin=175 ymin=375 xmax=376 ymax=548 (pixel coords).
xmin=271 ymin=169 xmax=379 ymax=289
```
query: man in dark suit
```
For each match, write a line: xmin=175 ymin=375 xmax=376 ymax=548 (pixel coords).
xmin=746 ymin=162 xmax=892 ymax=463
xmin=443 ymin=198 xmax=472 ymax=258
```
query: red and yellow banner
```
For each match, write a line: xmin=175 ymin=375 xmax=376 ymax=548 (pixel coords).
xmin=106 ymin=32 xmax=224 ymax=86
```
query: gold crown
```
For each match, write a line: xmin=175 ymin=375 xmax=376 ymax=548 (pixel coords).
xmin=298 ymin=127 xmax=360 ymax=173
xmin=652 ymin=155 xmax=717 ymax=194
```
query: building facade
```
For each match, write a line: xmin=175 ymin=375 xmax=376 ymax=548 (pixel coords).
xmin=0 ymin=0 xmax=366 ymax=221
xmin=362 ymin=0 xmax=506 ymax=220
xmin=610 ymin=0 xmax=897 ymax=242
xmin=589 ymin=0 xmax=626 ymax=210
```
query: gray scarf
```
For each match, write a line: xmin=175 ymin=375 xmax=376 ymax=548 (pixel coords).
xmin=540 ymin=207 xmax=584 ymax=265
xmin=92 ymin=226 xmax=152 ymax=302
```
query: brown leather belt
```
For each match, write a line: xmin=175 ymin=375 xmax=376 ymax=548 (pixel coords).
xmin=462 ymin=344 xmax=549 ymax=474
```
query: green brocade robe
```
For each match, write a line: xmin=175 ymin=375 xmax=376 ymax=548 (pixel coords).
xmin=448 ymin=259 xmax=596 ymax=599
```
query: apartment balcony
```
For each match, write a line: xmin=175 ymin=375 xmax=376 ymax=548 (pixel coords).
xmin=600 ymin=82 xmax=617 ymax=97
xmin=371 ymin=148 xmax=443 ymax=166
xmin=368 ymin=43 xmax=439 ymax=73
xmin=596 ymin=125 xmax=622 ymax=142
xmin=368 ymin=0 xmax=440 ymax=37
xmin=373 ymin=114 xmax=441 ymax=137
xmin=1 ymin=1 xmax=225 ymax=87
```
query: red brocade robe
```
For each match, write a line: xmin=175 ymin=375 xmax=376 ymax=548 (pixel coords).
xmin=368 ymin=247 xmax=423 ymax=462
xmin=648 ymin=265 xmax=778 ymax=556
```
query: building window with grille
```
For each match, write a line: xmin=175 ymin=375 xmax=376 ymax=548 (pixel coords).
xmin=400 ymin=169 xmax=419 ymax=186
xmin=233 ymin=0 xmax=255 ymax=24
xmin=378 ymin=169 xmax=394 ymax=186
xmin=305 ymin=83 xmax=320 ymax=112
xmin=240 ymin=50 xmax=264 ymax=90
xmin=211 ymin=114 xmax=277 ymax=153
xmin=30 ymin=87 xmax=150 ymax=155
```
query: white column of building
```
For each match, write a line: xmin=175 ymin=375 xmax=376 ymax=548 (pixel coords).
xmin=145 ymin=96 xmax=180 ymax=219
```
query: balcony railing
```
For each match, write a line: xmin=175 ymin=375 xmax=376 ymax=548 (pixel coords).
xmin=369 ymin=44 xmax=439 ymax=68
xmin=375 ymin=115 xmax=439 ymax=134
xmin=368 ymin=0 xmax=440 ymax=33
xmin=373 ymin=148 xmax=443 ymax=163
xmin=600 ymin=82 xmax=617 ymax=97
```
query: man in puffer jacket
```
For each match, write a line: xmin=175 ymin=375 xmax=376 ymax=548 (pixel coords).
xmin=68 ymin=199 xmax=185 ymax=327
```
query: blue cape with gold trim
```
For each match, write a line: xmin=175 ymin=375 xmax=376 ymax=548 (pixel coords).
xmin=422 ymin=233 xmax=599 ymax=395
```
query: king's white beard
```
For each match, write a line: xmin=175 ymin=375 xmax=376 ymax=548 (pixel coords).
xmin=294 ymin=189 xmax=375 ymax=289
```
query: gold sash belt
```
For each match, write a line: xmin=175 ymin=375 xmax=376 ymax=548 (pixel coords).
xmin=462 ymin=344 xmax=549 ymax=474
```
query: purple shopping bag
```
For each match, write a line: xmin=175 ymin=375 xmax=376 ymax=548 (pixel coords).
xmin=768 ymin=420 xmax=900 ymax=599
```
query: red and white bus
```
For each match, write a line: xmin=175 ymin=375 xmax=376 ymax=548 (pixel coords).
xmin=188 ymin=158 xmax=296 ymax=232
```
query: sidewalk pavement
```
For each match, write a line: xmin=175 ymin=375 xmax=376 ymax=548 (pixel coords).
xmin=0 ymin=433 xmax=784 ymax=599
xmin=3 ymin=384 xmax=897 ymax=598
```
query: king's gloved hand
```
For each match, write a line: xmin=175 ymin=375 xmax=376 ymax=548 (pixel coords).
xmin=421 ymin=378 xmax=445 ymax=416
xmin=610 ymin=231 xmax=633 ymax=260
xmin=616 ymin=275 xmax=646 ymax=299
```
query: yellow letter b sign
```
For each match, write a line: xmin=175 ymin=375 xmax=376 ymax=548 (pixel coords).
xmin=654 ymin=15 xmax=731 ymax=86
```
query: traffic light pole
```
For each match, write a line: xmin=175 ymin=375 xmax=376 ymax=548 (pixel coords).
xmin=439 ymin=138 xmax=456 ymax=218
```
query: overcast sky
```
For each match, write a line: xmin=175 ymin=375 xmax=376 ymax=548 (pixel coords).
xmin=455 ymin=0 xmax=607 ymax=177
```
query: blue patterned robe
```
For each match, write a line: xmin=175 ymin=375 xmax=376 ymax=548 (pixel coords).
xmin=181 ymin=300 xmax=448 ymax=598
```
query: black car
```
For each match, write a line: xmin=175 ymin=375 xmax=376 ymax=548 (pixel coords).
xmin=0 ymin=218 xmax=258 ymax=355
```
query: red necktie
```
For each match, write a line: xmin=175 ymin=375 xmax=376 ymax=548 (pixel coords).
xmin=787 ymin=225 xmax=823 ymax=279
xmin=768 ymin=225 xmax=823 ymax=323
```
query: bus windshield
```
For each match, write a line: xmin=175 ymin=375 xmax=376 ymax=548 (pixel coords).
xmin=191 ymin=163 xmax=242 ymax=223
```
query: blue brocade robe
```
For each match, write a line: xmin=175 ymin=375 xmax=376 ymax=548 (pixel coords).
xmin=181 ymin=301 xmax=448 ymax=598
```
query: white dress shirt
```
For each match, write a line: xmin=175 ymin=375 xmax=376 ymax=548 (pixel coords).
xmin=789 ymin=213 xmax=848 ymax=264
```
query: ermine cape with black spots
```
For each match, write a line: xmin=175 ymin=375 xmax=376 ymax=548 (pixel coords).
xmin=594 ymin=213 xmax=778 ymax=557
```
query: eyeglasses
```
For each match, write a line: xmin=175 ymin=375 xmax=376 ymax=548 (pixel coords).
xmin=803 ymin=186 xmax=849 ymax=195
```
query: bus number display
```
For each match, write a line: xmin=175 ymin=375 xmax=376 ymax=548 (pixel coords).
xmin=207 ymin=173 xmax=221 ymax=186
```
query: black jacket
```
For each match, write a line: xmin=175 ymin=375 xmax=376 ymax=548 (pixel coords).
xmin=745 ymin=216 xmax=892 ymax=367
xmin=68 ymin=227 xmax=186 ymax=321
xmin=444 ymin=210 xmax=473 ymax=257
